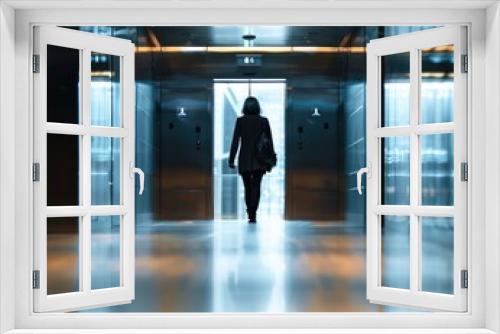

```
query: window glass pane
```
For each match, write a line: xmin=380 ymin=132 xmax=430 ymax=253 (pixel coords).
xmin=421 ymin=217 xmax=454 ymax=294
xmin=381 ymin=52 xmax=410 ymax=127
xmin=381 ymin=216 xmax=410 ymax=289
xmin=420 ymin=45 xmax=454 ymax=124
xmin=91 ymin=216 xmax=121 ymax=290
xmin=47 ymin=217 xmax=79 ymax=295
xmin=47 ymin=45 xmax=80 ymax=124
xmin=91 ymin=137 xmax=121 ymax=205
xmin=91 ymin=53 xmax=121 ymax=127
xmin=382 ymin=136 xmax=410 ymax=205
xmin=47 ymin=134 xmax=80 ymax=206
xmin=421 ymin=133 xmax=454 ymax=206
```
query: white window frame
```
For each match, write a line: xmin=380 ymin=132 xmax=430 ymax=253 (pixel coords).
xmin=365 ymin=26 xmax=468 ymax=312
xmin=32 ymin=26 xmax=136 ymax=312
xmin=0 ymin=2 xmax=498 ymax=333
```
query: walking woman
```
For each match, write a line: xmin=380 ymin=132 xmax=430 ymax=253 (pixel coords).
xmin=229 ymin=96 xmax=276 ymax=223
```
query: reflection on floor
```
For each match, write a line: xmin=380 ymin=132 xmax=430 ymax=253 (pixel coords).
xmin=80 ymin=219 xmax=400 ymax=312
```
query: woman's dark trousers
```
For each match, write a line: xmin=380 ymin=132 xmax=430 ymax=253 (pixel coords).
xmin=241 ymin=170 xmax=265 ymax=220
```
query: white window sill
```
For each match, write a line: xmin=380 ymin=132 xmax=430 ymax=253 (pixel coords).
xmin=4 ymin=329 xmax=497 ymax=334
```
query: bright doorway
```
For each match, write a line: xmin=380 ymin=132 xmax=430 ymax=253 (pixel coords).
xmin=213 ymin=79 xmax=286 ymax=220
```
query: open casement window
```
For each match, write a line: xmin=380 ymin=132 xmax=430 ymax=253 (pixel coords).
xmin=361 ymin=26 xmax=468 ymax=311
xmin=33 ymin=26 xmax=142 ymax=312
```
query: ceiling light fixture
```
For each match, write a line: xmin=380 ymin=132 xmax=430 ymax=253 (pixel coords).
xmin=242 ymin=32 xmax=256 ymax=47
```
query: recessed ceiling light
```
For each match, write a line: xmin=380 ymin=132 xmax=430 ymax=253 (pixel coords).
xmin=242 ymin=34 xmax=257 ymax=41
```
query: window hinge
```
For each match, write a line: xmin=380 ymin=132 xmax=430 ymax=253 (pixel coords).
xmin=461 ymin=162 xmax=468 ymax=182
xmin=32 ymin=54 xmax=40 ymax=73
xmin=32 ymin=270 xmax=40 ymax=289
xmin=461 ymin=269 xmax=468 ymax=289
xmin=32 ymin=163 xmax=40 ymax=182
xmin=461 ymin=54 xmax=468 ymax=73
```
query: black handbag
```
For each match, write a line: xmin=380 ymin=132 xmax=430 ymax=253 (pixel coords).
xmin=255 ymin=121 xmax=277 ymax=171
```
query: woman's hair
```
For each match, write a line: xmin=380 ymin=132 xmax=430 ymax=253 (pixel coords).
xmin=242 ymin=96 xmax=261 ymax=115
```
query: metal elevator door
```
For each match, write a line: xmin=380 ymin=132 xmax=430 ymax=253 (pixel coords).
xmin=285 ymin=86 xmax=345 ymax=221
xmin=157 ymin=86 xmax=213 ymax=220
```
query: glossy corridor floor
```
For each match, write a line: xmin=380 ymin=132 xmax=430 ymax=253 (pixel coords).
xmin=86 ymin=219 xmax=396 ymax=313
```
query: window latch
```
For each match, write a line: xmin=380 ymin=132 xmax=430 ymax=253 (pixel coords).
xmin=356 ymin=162 xmax=371 ymax=195
xmin=129 ymin=162 xmax=145 ymax=195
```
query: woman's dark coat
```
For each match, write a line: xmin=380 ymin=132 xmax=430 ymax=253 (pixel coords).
xmin=229 ymin=114 xmax=275 ymax=175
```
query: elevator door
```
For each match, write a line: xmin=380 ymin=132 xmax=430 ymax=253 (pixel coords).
xmin=158 ymin=86 xmax=213 ymax=220
xmin=286 ymin=87 xmax=344 ymax=221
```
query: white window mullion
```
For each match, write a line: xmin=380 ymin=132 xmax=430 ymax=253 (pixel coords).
xmin=409 ymin=48 xmax=420 ymax=294
xmin=412 ymin=206 xmax=455 ymax=217
xmin=122 ymin=49 xmax=135 ymax=294
xmin=414 ymin=123 xmax=454 ymax=135
xmin=119 ymin=51 xmax=126 ymax=289
xmin=77 ymin=217 xmax=84 ymax=292
xmin=81 ymin=48 xmax=92 ymax=293
xmin=45 ymin=123 xmax=86 ymax=135
xmin=376 ymin=215 xmax=382 ymax=288
xmin=375 ymin=123 xmax=454 ymax=138
xmin=81 ymin=214 xmax=91 ymax=292
xmin=77 ymin=48 xmax=85 ymax=293
xmin=376 ymin=205 xmax=455 ymax=217
xmin=365 ymin=49 xmax=379 ymax=298
xmin=45 ymin=123 xmax=128 ymax=138
xmin=410 ymin=214 xmax=420 ymax=292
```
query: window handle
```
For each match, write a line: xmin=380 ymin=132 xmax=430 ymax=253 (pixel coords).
xmin=356 ymin=163 xmax=371 ymax=195
xmin=130 ymin=162 xmax=145 ymax=195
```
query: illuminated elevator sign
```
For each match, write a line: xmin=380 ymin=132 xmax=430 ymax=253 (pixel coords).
xmin=236 ymin=54 xmax=262 ymax=67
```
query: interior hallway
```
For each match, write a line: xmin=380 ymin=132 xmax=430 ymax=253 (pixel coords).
xmin=42 ymin=25 xmax=447 ymax=313
xmin=91 ymin=219 xmax=384 ymax=312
